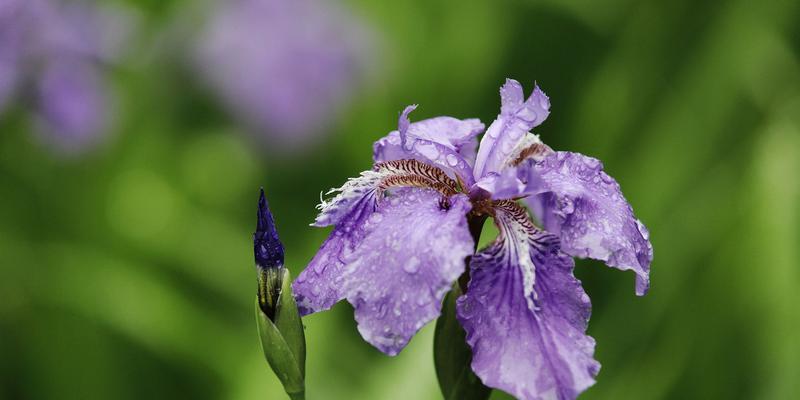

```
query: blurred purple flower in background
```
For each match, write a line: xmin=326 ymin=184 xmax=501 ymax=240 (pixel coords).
xmin=0 ymin=0 xmax=132 ymax=154
xmin=195 ymin=0 xmax=372 ymax=150
xmin=293 ymin=80 xmax=652 ymax=399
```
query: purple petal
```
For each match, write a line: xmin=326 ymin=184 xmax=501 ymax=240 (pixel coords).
xmin=529 ymin=151 xmax=653 ymax=295
xmin=0 ymin=1 xmax=28 ymax=110
xmin=473 ymin=79 xmax=550 ymax=180
xmin=472 ymin=161 xmax=544 ymax=200
xmin=195 ymin=0 xmax=371 ymax=148
xmin=36 ymin=61 xmax=108 ymax=152
xmin=294 ymin=189 xmax=473 ymax=355
xmin=457 ymin=207 xmax=599 ymax=400
xmin=313 ymin=159 xmax=461 ymax=227
xmin=373 ymin=105 xmax=484 ymax=185
xmin=312 ymin=169 xmax=382 ymax=227
xmin=0 ymin=44 xmax=19 ymax=111
xmin=293 ymin=194 xmax=374 ymax=314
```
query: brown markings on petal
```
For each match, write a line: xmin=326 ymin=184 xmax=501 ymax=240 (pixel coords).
xmin=492 ymin=199 xmax=540 ymax=234
xmin=492 ymin=199 xmax=560 ymax=252
xmin=377 ymin=174 xmax=458 ymax=197
xmin=373 ymin=159 xmax=461 ymax=199
xmin=510 ymin=142 xmax=552 ymax=166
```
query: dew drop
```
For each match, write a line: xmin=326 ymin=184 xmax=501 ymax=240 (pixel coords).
xmin=403 ymin=256 xmax=421 ymax=273
xmin=446 ymin=154 xmax=459 ymax=166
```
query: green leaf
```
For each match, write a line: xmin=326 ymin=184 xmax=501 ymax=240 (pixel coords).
xmin=256 ymin=269 xmax=306 ymax=399
xmin=434 ymin=284 xmax=492 ymax=400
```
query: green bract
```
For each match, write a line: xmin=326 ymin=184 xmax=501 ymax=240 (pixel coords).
xmin=255 ymin=268 xmax=306 ymax=400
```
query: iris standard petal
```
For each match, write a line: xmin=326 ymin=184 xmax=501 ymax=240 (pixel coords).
xmin=473 ymin=79 xmax=550 ymax=180
xmin=457 ymin=204 xmax=599 ymax=400
xmin=373 ymin=105 xmax=484 ymax=185
xmin=294 ymin=189 xmax=474 ymax=355
xmin=529 ymin=151 xmax=653 ymax=295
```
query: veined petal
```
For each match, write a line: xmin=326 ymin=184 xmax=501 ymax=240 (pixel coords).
xmin=529 ymin=151 xmax=652 ymax=295
xmin=294 ymin=189 xmax=474 ymax=355
xmin=373 ymin=105 xmax=484 ymax=185
xmin=313 ymin=159 xmax=460 ymax=227
xmin=473 ymin=79 xmax=550 ymax=180
xmin=457 ymin=203 xmax=599 ymax=400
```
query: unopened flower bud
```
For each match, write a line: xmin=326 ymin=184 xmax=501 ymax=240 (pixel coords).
xmin=254 ymin=188 xmax=285 ymax=320
xmin=252 ymin=188 xmax=306 ymax=400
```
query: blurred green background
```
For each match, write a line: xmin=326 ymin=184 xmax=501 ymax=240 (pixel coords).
xmin=2 ymin=0 xmax=799 ymax=399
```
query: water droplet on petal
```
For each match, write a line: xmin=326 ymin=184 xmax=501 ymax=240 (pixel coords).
xmin=369 ymin=213 xmax=383 ymax=223
xmin=403 ymin=256 xmax=420 ymax=273
xmin=445 ymin=154 xmax=459 ymax=166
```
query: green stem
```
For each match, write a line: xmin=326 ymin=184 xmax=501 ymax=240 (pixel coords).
xmin=288 ymin=391 xmax=305 ymax=400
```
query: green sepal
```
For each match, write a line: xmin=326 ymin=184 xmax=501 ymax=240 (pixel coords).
xmin=434 ymin=284 xmax=492 ymax=400
xmin=256 ymin=268 xmax=306 ymax=400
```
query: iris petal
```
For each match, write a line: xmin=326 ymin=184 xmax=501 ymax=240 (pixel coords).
xmin=456 ymin=205 xmax=599 ymax=400
xmin=313 ymin=159 xmax=461 ymax=227
xmin=373 ymin=105 xmax=484 ymax=185
xmin=527 ymin=151 xmax=652 ymax=295
xmin=473 ymin=79 xmax=550 ymax=180
xmin=294 ymin=189 xmax=474 ymax=355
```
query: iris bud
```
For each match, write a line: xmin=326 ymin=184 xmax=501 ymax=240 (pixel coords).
xmin=254 ymin=189 xmax=306 ymax=400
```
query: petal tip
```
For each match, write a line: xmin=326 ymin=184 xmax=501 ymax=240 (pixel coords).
xmin=500 ymin=79 xmax=524 ymax=111
xmin=530 ymin=84 xmax=551 ymax=111
xmin=635 ymin=274 xmax=650 ymax=296
xmin=398 ymin=104 xmax=418 ymax=145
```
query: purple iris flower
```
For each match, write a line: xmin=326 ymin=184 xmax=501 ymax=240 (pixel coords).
xmin=195 ymin=0 xmax=371 ymax=149
xmin=0 ymin=0 xmax=131 ymax=153
xmin=293 ymin=80 xmax=653 ymax=399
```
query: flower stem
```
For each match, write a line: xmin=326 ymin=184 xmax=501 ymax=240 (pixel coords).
xmin=288 ymin=392 xmax=305 ymax=400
